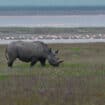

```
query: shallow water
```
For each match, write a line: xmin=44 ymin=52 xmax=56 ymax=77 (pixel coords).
xmin=1 ymin=39 xmax=105 ymax=44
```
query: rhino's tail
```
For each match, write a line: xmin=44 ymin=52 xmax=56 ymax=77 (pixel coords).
xmin=5 ymin=47 xmax=8 ymax=60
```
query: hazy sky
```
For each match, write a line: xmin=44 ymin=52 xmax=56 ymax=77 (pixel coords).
xmin=0 ymin=0 xmax=105 ymax=6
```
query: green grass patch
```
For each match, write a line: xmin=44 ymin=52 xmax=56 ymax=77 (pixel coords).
xmin=70 ymin=47 xmax=81 ymax=52
xmin=0 ymin=74 xmax=9 ymax=80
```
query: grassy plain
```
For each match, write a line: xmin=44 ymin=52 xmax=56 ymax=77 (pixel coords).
xmin=0 ymin=43 xmax=105 ymax=105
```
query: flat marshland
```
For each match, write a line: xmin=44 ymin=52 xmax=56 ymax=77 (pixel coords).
xmin=0 ymin=43 xmax=105 ymax=105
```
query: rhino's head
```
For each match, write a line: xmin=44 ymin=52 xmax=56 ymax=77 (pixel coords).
xmin=47 ymin=48 xmax=63 ymax=67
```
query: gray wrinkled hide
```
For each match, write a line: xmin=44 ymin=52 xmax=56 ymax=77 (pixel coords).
xmin=5 ymin=41 xmax=62 ymax=67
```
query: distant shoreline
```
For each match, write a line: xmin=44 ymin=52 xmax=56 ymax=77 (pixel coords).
xmin=0 ymin=27 xmax=105 ymax=44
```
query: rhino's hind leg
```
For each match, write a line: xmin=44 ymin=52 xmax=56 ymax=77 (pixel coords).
xmin=8 ymin=59 xmax=15 ymax=67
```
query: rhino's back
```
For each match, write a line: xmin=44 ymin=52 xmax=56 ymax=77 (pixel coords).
xmin=7 ymin=41 xmax=49 ymax=59
xmin=16 ymin=41 xmax=49 ymax=58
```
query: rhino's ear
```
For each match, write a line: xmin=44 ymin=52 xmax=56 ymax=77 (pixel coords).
xmin=55 ymin=49 xmax=59 ymax=54
xmin=49 ymin=48 xmax=52 ymax=52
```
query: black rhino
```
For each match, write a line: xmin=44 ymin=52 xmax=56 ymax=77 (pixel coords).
xmin=5 ymin=41 xmax=63 ymax=67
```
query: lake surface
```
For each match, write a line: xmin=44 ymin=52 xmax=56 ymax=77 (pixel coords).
xmin=0 ymin=15 xmax=105 ymax=27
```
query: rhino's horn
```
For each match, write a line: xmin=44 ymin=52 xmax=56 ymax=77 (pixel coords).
xmin=57 ymin=60 xmax=64 ymax=64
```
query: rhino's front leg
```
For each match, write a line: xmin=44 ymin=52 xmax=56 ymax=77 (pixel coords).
xmin=30 ymin=61 xmax=37 ymax=67
xmin=30 ymin=57 xmax=37 ymax=67
xmin=39 ymin=58 xmax=46 ymax=67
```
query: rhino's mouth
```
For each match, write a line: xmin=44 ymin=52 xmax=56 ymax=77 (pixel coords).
xmin=48 ymin=58 xmax=64 ymax=67
xmin=52 ymin=62 xmax=63 ymax=67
